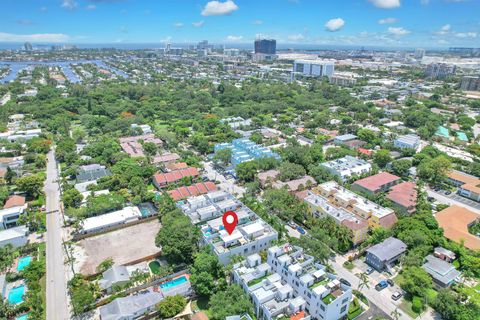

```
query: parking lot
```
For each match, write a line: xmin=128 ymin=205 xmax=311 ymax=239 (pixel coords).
xmin=73 ymin=220 xmax=161 ymax=275
xmin=427 ymin=188 xmax=480 ymax=213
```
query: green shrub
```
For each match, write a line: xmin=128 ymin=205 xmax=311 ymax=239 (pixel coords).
xmin=412 ymin=296 xmax=424 ymax=313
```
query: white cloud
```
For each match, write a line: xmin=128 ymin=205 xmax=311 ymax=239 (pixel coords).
xmin=160 ymin=36 xmax=172 ymax=43
xmin=192 ymin=20 xmax=205 ymax=27
xmin=369 ymin=0 xmax=401 ymax=9
xmin=252 ymin=20 xmax=263 ymax=25
xmin=388 ymin=27 xmax=410 ymax=35
xmin=455 ymin=32 xmax=477 ymax=38
xmin=0 ymin=32 xmax=70 ymax=43
xmin=287 ymin=33 xmax=305 ymax=41
xmin=226 ymin=35 xmax=243 ymax=41
xmin=325 ymin=18 xmax=345 ymax=32
xmin=201 ymin=0 xmax=238 ymax=16
xmin=61 ymin=0 xmax=77 ymax=10
xmin=441 ymin=24 xmax=451 ymax=32
xmin=378 ymin=17 xmax=397 ymax=24
xmin=86 ymin=4 xmax=96 ymax=10
xmin=173 ymin=22 xmax=184 ymax=28
xmin=420 ymin=0 xmax=429 ymax=5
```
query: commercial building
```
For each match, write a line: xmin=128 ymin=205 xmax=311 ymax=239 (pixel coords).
xmin=447 ymin=170 xmax=480 ymax=202
xmin=214 ymin=138 xmax=280 ymax=168
xmin=365 ymin=237 xmax=407 ymax=271
xmin=394 ymin=134 xmax=420 ymax=150
xmin=460 ymin=76 xmax=480 ymax=91
xmin=293 ymin=60 xmax=335 ymax=79
xmin=387 ymin=181 xmax=417 ymax=214
xmin=422 ymin=255 xmax=461 ymax=288
xmin=314 ymin=181 xmax=398 ymax=230
xmin=319 ymin=156 xmax=372 ymax=181
xmin=81 ymin=206 xmax=142 ymax=234
xmin=180 ymin=191 xmax=278 ymax=264
xmin=414 ymin=48 xmax=425 ymax=59
xmin=254 ymin=39 xmax=276 ymax=55
xmin=435 ymin=205 xmax=480 ymax=250
xmin=304 ymin=191 xmax=368 ymax=245
xmin=352 ymin=172 xmax=401 ymax=195
xmin=232 ymin=244 xmax=352 ymax=320
xmin=0 ymin=225 xmax=28 ymax=248
xmin=425 ymin=63 xmax=456 ymax=79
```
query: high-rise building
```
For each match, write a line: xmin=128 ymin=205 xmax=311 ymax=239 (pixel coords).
xmin=293 ymin=60 xmax=335 ymax=79
xmin=23 ymin=42 xmax=33 ymax=51
xmin=254 ymin=39 xmax=276 ymax=54
xmin=414 ymin=48 xmax=425 ymax=59
xmin=425 ymin=63 xmax=456 ymax=79
xmin=460 ymin=76 xmax=480 ymax=91
xmin=165 ymin=42 xmax=171 ymax=53
xmin=197 ymin=40 xmax=209 ymax=50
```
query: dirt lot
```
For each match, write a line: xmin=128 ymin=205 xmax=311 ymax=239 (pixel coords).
xmin=73 ymin=220 xmax=161 ymax=275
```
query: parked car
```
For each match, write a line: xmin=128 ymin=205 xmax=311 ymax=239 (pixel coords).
xmin=445 ymin=190 xmax=452 ymax=195
xmin=392 ymin=291 xmax=403 ymax=300
xmin=427 ymin=197 xmax=435 ymax=202
xmin=375 ymin=280 xmax=388 ymax=291
xmin=296 ymin=226 xmax=306 ymax=235
xmin=339 ymin=278 xmax=351 ymax=287
xmin=365 ymin=267 xmax=374 ymax=275
xmin=387 ymin=279 xmax=394 ymax=286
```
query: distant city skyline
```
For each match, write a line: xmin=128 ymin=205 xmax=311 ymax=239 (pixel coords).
xmin=0 ymin=0 xmax=479 ymax=47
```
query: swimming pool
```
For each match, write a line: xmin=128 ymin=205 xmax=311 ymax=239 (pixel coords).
xmin=15 ymin=314 xmax=29 ymax=320
xmin=17 ymin=256 xmax=32 ymax=272
xmin=160 ymin=276 xmax=188 ymax=290
xmin=8 ymin=285 xmax=25 ymax=305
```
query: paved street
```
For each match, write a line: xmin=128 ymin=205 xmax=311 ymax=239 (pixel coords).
xmin=426 ymin=188 xmax=480 ymax=214
xmin=45 ymin=149 xmax=70 ymax=320
xmin=202 ymin=161 xmax=245 ymax=197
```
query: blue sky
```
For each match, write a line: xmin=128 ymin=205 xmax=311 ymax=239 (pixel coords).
xmin=0 ymin=0 xmax=479 ymax=47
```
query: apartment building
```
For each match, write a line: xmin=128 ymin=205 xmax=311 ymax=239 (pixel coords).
xmin=304 ymin=192 xmax=368 ymax=245
xmin=314 ymin=181 xmax=397 ymax=230
xmin=232 ymin=244 xmax=352 ymax=320
xmin=180 ymin=191 xmax=278 ymax=264
xmin=393 ymin=134 xmax=420 ymax=150
xmin=351 ymin=172 xmax=401 ymax=196
xmin=447 ymin=170 xmax=480 ymax=202
xmin=214 ymin=138 xmax=281 ymax=168
xmin=319 ymin=156 xmax=371 ymax=181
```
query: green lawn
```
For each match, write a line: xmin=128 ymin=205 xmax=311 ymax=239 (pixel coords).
xmin=425 ymin=288 xmax=438 ymax=305
xmin=399 ymin=299 xmax=421 ymax=319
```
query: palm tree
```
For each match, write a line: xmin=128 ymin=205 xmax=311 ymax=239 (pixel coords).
xmin=357 ymin=272 xmax=370 ymax=292
xmin=390 ymin=307 xmax=401 ymax=320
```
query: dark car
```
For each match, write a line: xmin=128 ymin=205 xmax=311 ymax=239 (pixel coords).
xmin=387 ymin=279 xmax=394 ymax=286
xmin=339 ymin=278 xmax=351 ymax=287
xmin=445 ymin=190 xmax=452 ymax=195
xmin=375 ymin=280 xmax=388 ymax=291
xmin=427 ymin=197 xmax=435 ymax=202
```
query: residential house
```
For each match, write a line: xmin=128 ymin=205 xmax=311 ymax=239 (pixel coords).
xmin=365 ymin=237 xmax=407 ymax=271
xmin=152 ymin=167 xmax=199 ymax=189
xmin=99 ymin=291 xmax=164 ymax=320
xmin=166 ymin=182 xmax=217 ymax=201
xmin=98 ymin=265 xmax=132 ymax=293
xmin=119 ymin=134 xmax=163 ymax=158
xmin=394 ymin=134 xmax=420 ymax=150
xmin=0 ymin=225 xmax=28 ymax=248
xmin=319 ymin=156 xmax=372 ymax=181
xmin=0 ymin=204 xmax=28 ymax=230
xmin=433 ymin=247 xmax=456 ymax=263
xmin=422 ymin=255 xmax=461 ymax=288
xmin=77 ymin=164 xmax=111 ymax=183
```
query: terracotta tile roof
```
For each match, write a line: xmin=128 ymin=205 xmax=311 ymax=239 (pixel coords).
xmin=342 ymin=218 xmax=369 ymax=231
xmin=435 ymin=205 xmax=480 ymax=250
xmin=447 ymin=170 xmax=480 ymax=195
xmin=353 ymin=172 xmax=401 ymax=193
xmin=165 ymin=162 xmax=188 ymax=171
xmin=191 ymin=312 xmax=209 ymax=320
xmin=153 ymin=167 xmax=199 ymax=186
xmin=4 ymin=195 xmax=26 ymax=209
xmin=358 ymin=148 xmax=372 ymax=156
xmin=167 ymin=182 xmax=218 ymax=201
xmin=379 ymin=213 xmax=398 ymax=229
xmin=152 ymin=153 xmax=180 ymax=164
xmin=387 ymin=181 xmax=417 ymax=212
xmin=291 ymin=311 xmax=306 ymax=320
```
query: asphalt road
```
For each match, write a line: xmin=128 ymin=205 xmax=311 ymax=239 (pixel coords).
xmin=426 ymin=188 xmax=480 ymax=214
xmin=45 ymin=149 xmax=70 ymax=320
xmin=202 ymin=161 xmax=245 ymax=197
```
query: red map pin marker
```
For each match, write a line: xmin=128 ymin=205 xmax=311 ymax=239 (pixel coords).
xmin=222 ymin=211 xmax=238 ymax=235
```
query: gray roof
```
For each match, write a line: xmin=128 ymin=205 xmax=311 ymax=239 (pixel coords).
xmin=422 ymin=255 xmax=461 ymax=286
xmin=335 ymin=134 xmax=357 ymax=142
xmin=77 ymin=164 xmax=111 ymax=183
xmin=434 ymin=247 xmax=456 ymax=259
xmin=366 ymin=237 xmax=407 ymax=262
xmin=99 ymin=291 xmax=164 ymax=320
xmin=99 ymin=265 xmax=130 ymax=290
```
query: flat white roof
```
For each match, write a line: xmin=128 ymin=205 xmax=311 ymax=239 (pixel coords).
xmin=241 ymin=222 xmax=265 ymax=236
xmin=0 ymin=225 xmax=28 ymax=242
xmin=82 ymin=206 xmax=141 ymax=232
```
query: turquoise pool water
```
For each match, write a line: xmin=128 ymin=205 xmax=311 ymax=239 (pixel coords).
xmin=17 ymin=256 xmax=32 ymax=272
xmin=160 ymin=276 xmax=188 ymax=290
xmin=16 ymin=314 xmax=29 ymax=320
xmin=8 ymin=285 xmax=25 ymax=304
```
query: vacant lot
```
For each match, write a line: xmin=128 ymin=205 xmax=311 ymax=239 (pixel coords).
xmin=74 ymin=220 xmax=161 ymax=275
